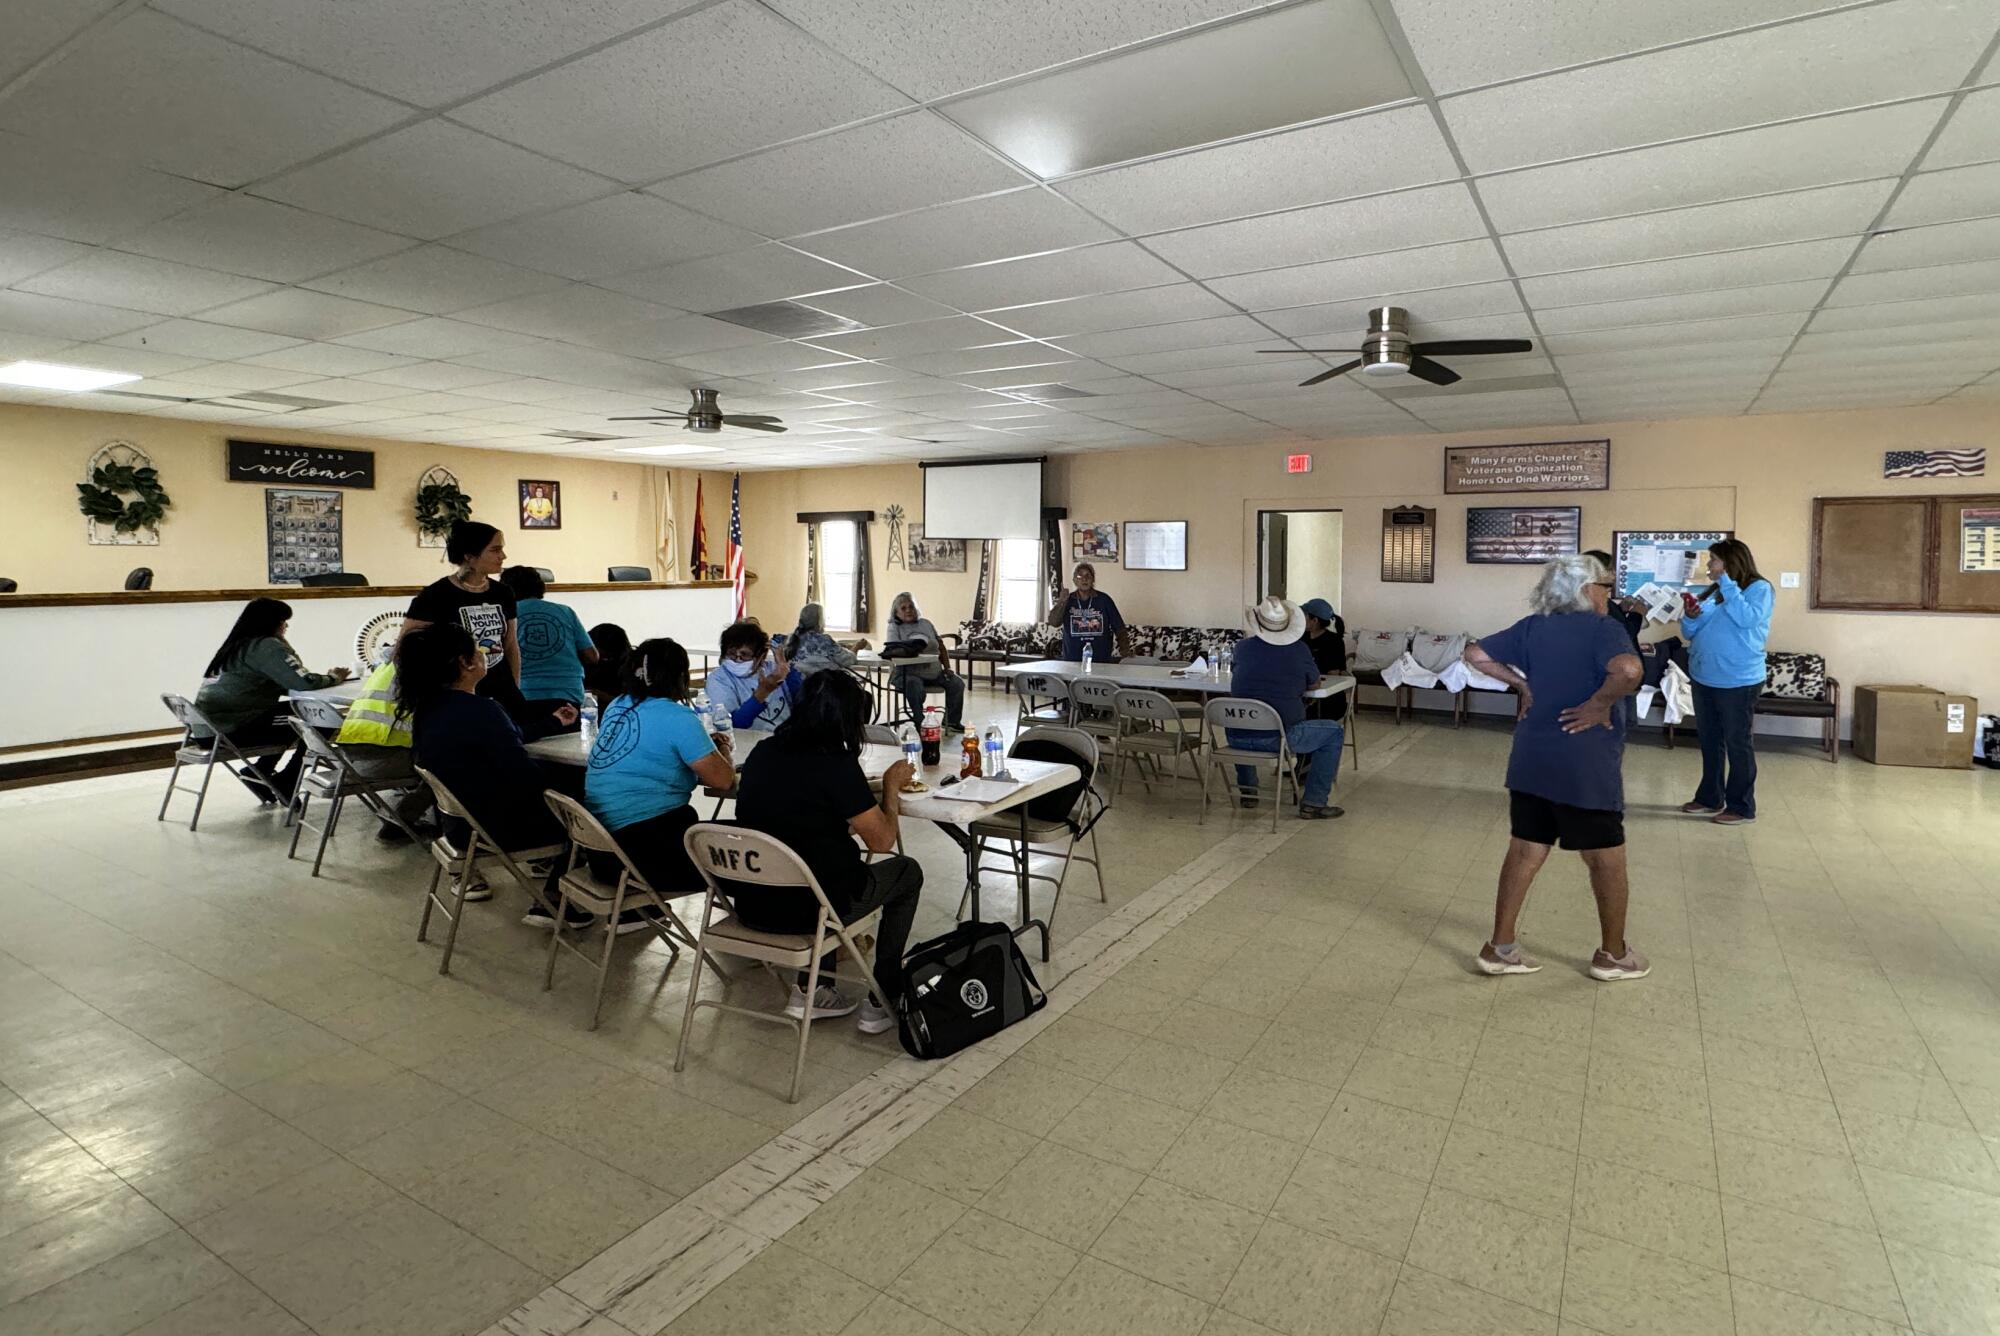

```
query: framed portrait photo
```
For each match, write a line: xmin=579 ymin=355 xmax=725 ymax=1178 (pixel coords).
xmin=519 ymin=479 xmax=561 ymax=530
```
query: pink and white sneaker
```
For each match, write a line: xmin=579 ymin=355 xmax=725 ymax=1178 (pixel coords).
xmin=1475 ymin=943 xmax=1542 ymax=976
xmin=1589 ymin=947 xmax=1651 ymax=981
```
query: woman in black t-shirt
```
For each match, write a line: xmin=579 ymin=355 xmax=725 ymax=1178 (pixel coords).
xmin=730 ymin=672 xmax=921 ymax=1036
xmin=404 ymin=521 xmax=545 ymax=734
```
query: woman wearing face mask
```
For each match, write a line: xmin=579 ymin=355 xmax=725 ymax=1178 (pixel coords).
xmin=706 ymin=620 xmax=802 ymax=731
xmin=1680 ymin=538 xmax=1774 ymax=826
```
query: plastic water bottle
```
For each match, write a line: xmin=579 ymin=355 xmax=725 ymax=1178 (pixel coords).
xmin=578 ymin=703 xmax=598 ymax=743
xmin=1219 ymin=644 xmax=1233 ymax=679
xmin=983 ymin=725 xmax=1006 ymax=780
xmin=709 ymin=697 xmax=732 ymax=743
xmin=1081 ymin=643 xmax=1094 ymax=675
xmin=900 ymin=723 xmax=921 ymax=772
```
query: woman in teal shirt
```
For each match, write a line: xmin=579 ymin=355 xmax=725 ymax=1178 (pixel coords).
xmin=583 ymin=638 xmax=736 ymax=925
xmin=502 ymin=566 xmax=596 ymax=723
xmin=1682 ymin=539 xmax=1774 ymax=825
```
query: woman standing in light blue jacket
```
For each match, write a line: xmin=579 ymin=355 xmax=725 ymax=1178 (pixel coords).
xmin=1681 ymin=538 xmax=1774 ymax=826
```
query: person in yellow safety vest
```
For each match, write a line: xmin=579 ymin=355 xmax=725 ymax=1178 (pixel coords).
xmin=335 ymin=660 xmax=435 ymax=842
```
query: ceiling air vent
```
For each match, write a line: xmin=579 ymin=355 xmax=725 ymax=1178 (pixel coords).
xmin=706 ymin=300 xmax=865 ymax=338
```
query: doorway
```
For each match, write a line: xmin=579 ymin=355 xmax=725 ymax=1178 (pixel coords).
xmin=1258 ymin=509 xmax=1342 ymax=605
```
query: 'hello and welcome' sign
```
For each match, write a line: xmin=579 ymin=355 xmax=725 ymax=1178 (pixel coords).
xmin=227 ymin=440 xmax=375 ymax=489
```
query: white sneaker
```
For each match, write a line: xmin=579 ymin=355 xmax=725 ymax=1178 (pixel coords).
xmin=857 ymin=998 xmax=896 ymax=1035
xmin=785 ymin=984 xmax=858 ymax=1021
xmin=452 ymin=872 xmax=491 ymax=902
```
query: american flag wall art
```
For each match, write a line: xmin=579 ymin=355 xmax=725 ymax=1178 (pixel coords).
xmin=1884 ymin=449 xmax=1985 ymax=479
xmin=1466 ymin=506 xmax=1582 ymax=564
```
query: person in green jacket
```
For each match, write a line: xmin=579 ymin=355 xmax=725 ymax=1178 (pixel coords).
xmin=194 ymin=597 xmax=350 ymax=803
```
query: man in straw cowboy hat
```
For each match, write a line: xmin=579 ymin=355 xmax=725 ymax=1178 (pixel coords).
xmin=1229 ymin=596 xmax=1346 ymax=819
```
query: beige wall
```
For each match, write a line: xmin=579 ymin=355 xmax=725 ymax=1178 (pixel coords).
xmin=0 ymin=401 xmax=732 ymax=593
xmin=736 ymin=402 xmax=2000 ymax=732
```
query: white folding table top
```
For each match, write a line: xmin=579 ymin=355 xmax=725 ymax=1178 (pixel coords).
xmin=998 ymin=659 xmax=1355 ymax=699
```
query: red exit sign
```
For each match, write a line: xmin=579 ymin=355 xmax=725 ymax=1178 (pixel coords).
xmin=1285 ymin=453 xmax=1313 ymax=474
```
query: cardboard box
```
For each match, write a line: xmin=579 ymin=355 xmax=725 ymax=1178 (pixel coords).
xmin=1852 ymin=684 xmax=1979 ymax=768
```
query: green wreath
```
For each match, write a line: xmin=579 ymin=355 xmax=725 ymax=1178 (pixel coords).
xmin=415 ymin=479 xmax=472 ymax=538
xmin=76 ymin=462 xmax=171 ymax=534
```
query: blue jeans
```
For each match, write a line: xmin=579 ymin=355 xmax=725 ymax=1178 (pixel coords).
xmin=1231 ymin=720 xmax=1345 ymax=806
xmin=1692 ymin=681 xmax=1759 ymax=818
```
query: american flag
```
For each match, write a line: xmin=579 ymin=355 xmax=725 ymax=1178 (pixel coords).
xmin=688 ymin=475 xmax=708 ymax=573
xmin=1467 ymin=506 xmax=1580 ymax=564
xmin=726 ymin=473 xmax=745 ymax=619
xmin=1885 ymin=448 xmax=1985 ymax=479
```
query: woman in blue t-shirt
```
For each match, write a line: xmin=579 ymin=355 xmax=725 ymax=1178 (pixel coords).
xmin=1681 ymin=538 xmax=1775 ymax=825
xmin=502 ymin=566 xmax=597 ymax=721
xmin=584 ymin=638 xmax=737 ymax=916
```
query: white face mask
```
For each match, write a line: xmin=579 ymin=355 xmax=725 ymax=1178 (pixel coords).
xmin=723 ymin=658 xmax=758 ymax=678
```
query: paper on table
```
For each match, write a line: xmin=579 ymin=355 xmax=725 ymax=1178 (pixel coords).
xmin=927 ymin=777 xmax=1025 ymax=803
xmin=1180 ymin=655 xmax=1209 ymax=675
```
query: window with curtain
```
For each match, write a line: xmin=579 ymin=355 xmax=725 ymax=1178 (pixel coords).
xmin=821 ymin=519 xmax=858 ymax=631
xmin=995 ymin=538 xmax=1040 ymax=623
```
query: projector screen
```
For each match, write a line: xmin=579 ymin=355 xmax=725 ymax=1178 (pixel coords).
xmin=920 ymin=458 xmax=1045 ymax=540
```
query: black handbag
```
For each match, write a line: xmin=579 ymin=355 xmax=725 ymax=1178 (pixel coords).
xmin=895 ymin=920 xmax=1046 ymax=1060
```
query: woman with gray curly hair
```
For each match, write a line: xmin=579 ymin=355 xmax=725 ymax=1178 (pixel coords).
xmin=1461 ymin=553 xmax=1650 ymax=982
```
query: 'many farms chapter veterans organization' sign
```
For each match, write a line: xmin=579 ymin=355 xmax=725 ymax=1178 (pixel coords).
xmin=1444 ymin=440 xmax=1610 ymax=494
xmin=227 ymin=440 xmax=376 ymax=489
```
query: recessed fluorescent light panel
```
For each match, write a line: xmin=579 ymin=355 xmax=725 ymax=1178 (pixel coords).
xmin=0 ymin=360 xmax=142 ymax=392
xmin=941 ymin=0 xmax=1409 ymax=178
xmin=616 ymin=443 xmax=727 ymax=457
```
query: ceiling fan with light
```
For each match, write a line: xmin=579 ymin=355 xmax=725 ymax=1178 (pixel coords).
xmin=1261 ymin=306 xmax=1533 ymax=387
xmin=608 ymin=387 xmax=786 ymax=433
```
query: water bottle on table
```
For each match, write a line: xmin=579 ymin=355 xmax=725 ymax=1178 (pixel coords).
xmin=708 ymin=697 xmax=732 ymax=746
xmin=899 ymin=723 xmax=920 ymax=773
xmin=983 ymin=725 xmax=1007 ymax=780
xmin=1081 ymin=643 xmax=1093 ymax=675
xmin=578 ymin=703 xmax=598 ymax=743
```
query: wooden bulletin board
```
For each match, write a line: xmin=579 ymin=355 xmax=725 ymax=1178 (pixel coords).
xmin=1812 ymin=493 xmax=2000 ymax=613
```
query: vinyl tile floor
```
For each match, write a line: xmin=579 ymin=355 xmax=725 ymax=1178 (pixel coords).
xmin=4 ymin=699 xmax=1998 ymax=1336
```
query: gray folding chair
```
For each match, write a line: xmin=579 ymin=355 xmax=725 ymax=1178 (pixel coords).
xmin=1111 ymin=688 xmax=1205 ymax=805
xmin=282 ymin=708 xmax=421 ymax=875
xmin=156 ymin=693 xmax=291 ymax=831
xmin=1201 ymin=697 xmax=1297 ymax=831
xmin=675 ymin=824 xmax=887 ymax=1103
xmin=542 ymin=793 xmax=720 ymax=1030
xmin=1068 ymin=676 xmax=1123 ymax=752
xmin=1013 ymin=672 xmax=1072 ymax=727
xmin=414 ymin=765 xmax=565 ymax=976
xmin=968 ymin=727 xmax=1108 ymax=943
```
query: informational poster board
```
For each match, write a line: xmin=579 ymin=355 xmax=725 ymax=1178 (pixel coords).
xmin=1122 ymin=520 xmax=1187 ymax=571
xmin=266 ymin=488 xmax=344 ymax=583
xmin=1613 ymin=530 xmax=1731 ymax=622
xmin=1445 ymin=440 xmax=1609 ymax=493
xmin=1961 ymin=506 xmax=2000 ymax=572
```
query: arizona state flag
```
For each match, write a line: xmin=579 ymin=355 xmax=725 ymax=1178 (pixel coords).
xmin=688 ymin=476 xmax=708 ymax=573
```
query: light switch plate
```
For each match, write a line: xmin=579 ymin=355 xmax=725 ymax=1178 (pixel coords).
xmin=1780 ymin=571 xmax=1800 ymax=588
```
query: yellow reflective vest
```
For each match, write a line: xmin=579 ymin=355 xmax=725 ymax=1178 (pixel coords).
xmin=335 ymin=662 xmax=412 ymax=748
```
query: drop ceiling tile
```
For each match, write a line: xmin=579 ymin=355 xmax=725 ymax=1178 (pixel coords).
xmin=889 ymin=344 xmax=1070 ymax=376
xmin=197 ymin=288 xmax=419 ymax=340
xmin=796 ymin=189 xmax=1115 ymax=279
xmin=330 ymin=316 xmax=544 ymax=358
xmin=149 ymin=363 xmax=327 ymax=393
xmin=0 ymin=132 xmax=223 ymax=247
xmin=1561 ymin=365 xmax=1777 ymax=392
xmin=1443 ymin=0 xmax=1988 ymax=175
xmin=1555 ymin=337 xmax=1798 ymax=375
xmin=1522 ymin=237 xmax=1852 ymax=308
xmin=0 ymin=11 xmax=405 ymax=187
xmin=940 ymin=0 xmax=1410 ymax=178
xmin=257 ymin=122 xmax=612 ymax=241
xmin=755 ymin=363 xmax=923 ymax=392
xmin=1540 ymin=313 xmax=1808 ymax=353
xmin=1055 ymin=315 xmax=1270 ymax=358
xmin=453 ymin=0 xmax=910 ymax=182
xmin=603 ymin=245 xmax=867 ymax=310
xmin=1503 ymin=180 xmax=1893 ymax=276
xmin=1475 ymin=100 xmax=1943 ymax=233
xmin=1144 ymin=183 xmax=1487 ymax=279
xmin=794 ymin=285 xmax=956 ymax=330
xmin=1058 ymin=104 xmax=1458 ymax=234
xmin=354 ymin=362 xmax=517 ymax=391
xmin=14 ymin=252 xmax=275 ymax=317
xmin=955 ymin=361 xmax=1099 ymax=389
xmin=1105 ymin=340 xmax=1276 ymax=374
xmin=1532 ymin=278 xmax=1829 ymax=331
xmin=0 ymin=292 xmax=160 ymax=342
xmin=1795 ymin=319 xmax=2000 ymax=352
xmin=150 ymin=0 xmax=704 ymax=106
xmin=0 ymin=231 xmax=93 ymax=288
xmin=1887 ymin=161 xmax=2000 ymax=229
xmin=806 ymin=315 xmax=1020 ymax=359
xmin=1806 ymin=291 xmax=2000 ymax=332
xmin=570 ymin=314 xmax=776 ymax=362
xmin=46 ymin=342 xmax=211 ymax=378
xmin=764 ymin=0 xmax=1271 ymax=100
xmin=452 ymin=285 xmax=677 ymax=341
xmin=1852 ymin=216 xmax=2000 ymax=271
xmin=994 ymin=284 xmax=1238 ymax=338
xmin=298 ymin=246 xmax=570 ymax=316
xmin=1925 ymin=86 xmax=2000 ymax=169
xmin=1153 ymin=360 xmax=1311 ymax=391
xmin=103 ymin=318 xmax=303 ymax=359
xmin=238 ymin=376 xmax=407 ymax=403
xmin=673 ymin=342 xmax=863 ymax=376
xmin=903 ymin=242 xmax=1181 ymax=310
xmin=451 ymin=194 xmax=758 ymax=282
xmin=1825 ymin=256 xmax=2000 ymax=305
xmin=1257 ymin=281 xmax=1525 ymax=338
xmin=114 ymin=197 xmax=416 ymax=287
xmin=653 ymin=110 xmax=1030 ymax=237
xmin=1400 ymin=0 xmax=1861 ymax=93
xmin=1205 ymin=239 xmax=1509 ymax=312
